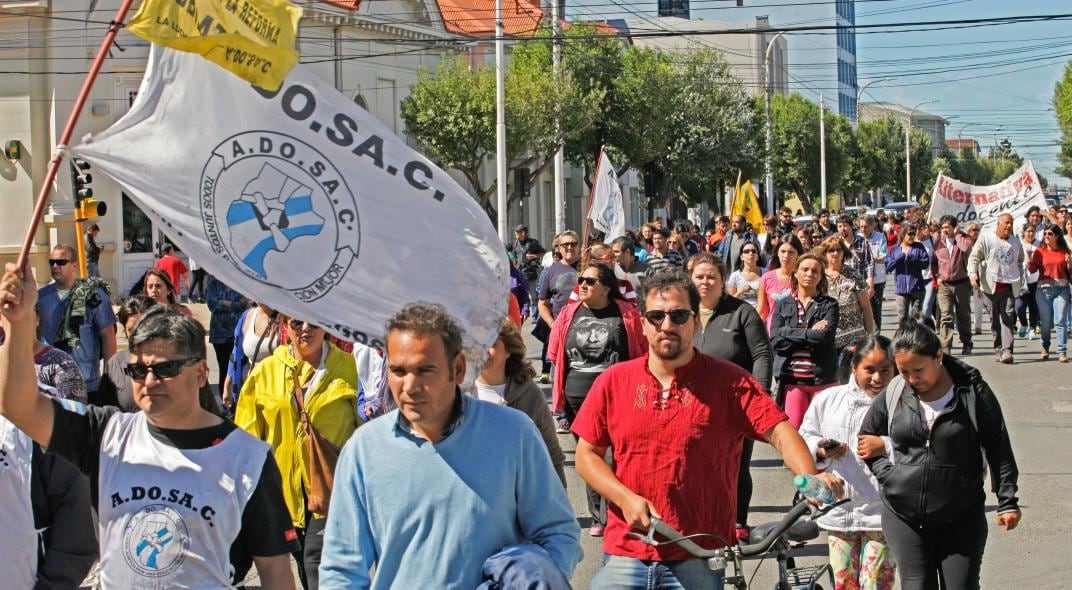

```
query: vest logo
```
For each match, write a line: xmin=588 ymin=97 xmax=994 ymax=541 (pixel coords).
xmin=122 ymin=504 xmax=190 ymax=578
xmin=201 ymin=130 xmax=361 ymax=302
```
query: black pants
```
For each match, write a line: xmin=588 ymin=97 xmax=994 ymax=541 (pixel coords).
xmin=871 ymin=282 xmax=886 ymax=333
xmin=882 ymin=508 xmax=987 ymax=590
xmin=736 ymin=438 xmax=754 ymax=526
xmin=564 ymin=394 xmax=609 ymax=527
xmin=293 ymin=514 xmax=327 ymax=589
xmin=212 ymin=340 xmax=233 ymax=400
xmin=190 ymin=268 xmax=207 ymax=300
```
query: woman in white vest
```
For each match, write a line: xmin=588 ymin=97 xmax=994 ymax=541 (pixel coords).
xmin=0 ymin=265 xmax=299 ymax=590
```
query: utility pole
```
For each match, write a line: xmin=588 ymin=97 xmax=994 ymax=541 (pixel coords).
xmin=495 ymin=0 xmax=508 ymax=243
xmin=764 ymin=31 xmax=784 ymax=216
xmin=906 ymin=100 xmax=937 ymax=202
xmin=552 ymin=0 xmax=565 ymax=234
xmin=820 ymin=94 xmax=827 ymax=209
xmin=854 ymin=77 xmax=890 ymax=127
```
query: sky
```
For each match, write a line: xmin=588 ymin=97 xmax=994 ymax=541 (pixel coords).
xmin=564 ymin=0 xmax=1068 ymax=186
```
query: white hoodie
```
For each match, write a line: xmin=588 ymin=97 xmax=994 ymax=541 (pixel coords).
xmin=799 ymin=376 xmax=891 ymax=532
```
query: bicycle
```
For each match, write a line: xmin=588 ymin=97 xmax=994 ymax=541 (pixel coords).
xmin=627 ymin=499 xmax=848 ymax=590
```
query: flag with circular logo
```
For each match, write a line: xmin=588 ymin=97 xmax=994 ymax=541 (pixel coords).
xmin=72 ymin=47 xmax=509 ymax=381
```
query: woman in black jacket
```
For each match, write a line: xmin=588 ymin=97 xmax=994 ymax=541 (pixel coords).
xmin=770 ymin=252 xmax=839 ymax=428
xmin=689 ymin=252 xmax=773 ymax=542
xmin=858 ymin=320 xmax=1020 ymax=590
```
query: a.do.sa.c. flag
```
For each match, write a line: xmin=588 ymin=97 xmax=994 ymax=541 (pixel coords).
xmin=72 ymin=47 xmax=509 ymax=382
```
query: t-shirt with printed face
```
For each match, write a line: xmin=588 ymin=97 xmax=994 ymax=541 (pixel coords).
xmin=571 ymin=352 xmax=786 ymax=561
xmin=563 ymin=304 xmax=628 ymax=398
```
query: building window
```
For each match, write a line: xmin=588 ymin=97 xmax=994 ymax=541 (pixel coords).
xmin=122 ymin=193 xmax=153 ymax=254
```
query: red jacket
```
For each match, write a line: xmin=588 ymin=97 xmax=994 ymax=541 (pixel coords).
xmin=547 ymin=299 xmax=646 ymax=413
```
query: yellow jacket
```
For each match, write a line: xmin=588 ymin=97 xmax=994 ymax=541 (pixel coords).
xmin=236 ymin=342 xmax=362 ymax=528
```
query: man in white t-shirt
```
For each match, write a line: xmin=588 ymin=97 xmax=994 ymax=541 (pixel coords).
xmin=968 ymin=214 xmax=1024 ymax=363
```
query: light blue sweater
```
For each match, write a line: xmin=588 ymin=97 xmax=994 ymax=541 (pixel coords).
xmin=319 ymin=396 xmax=582 ymax=589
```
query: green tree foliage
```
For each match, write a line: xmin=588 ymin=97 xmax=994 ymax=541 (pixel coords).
xmin=767 ymin=93 xmax=852 ymax=208
xmin=400 ymin=44 xmax=602 ymax=217
xmin=1054 ymin=60 xmax=1072 ymax=180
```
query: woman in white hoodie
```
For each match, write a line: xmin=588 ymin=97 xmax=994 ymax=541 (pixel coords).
xmin=800 ymin=334 xmax=898 ymax=590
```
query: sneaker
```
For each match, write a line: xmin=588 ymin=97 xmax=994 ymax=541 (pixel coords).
xmin=974 ymin=328 xmax=982 ymax=335
xmin=735 ymin=524 xmax=751 ymax=543
xmin=1018 ymin=326 xmax=1027 ymax=338
xmin=961 ymin=344 xmax=973 ymax=355
xmin=1000 ymin=350 xmax=1014 ymax=364
xmin=539 ymin=372 xmax=551 ymax=384
xmin=589 ymin=524 xmax=604 ymax=537
xmin=555 ymin=416 xmax=570 ymax=434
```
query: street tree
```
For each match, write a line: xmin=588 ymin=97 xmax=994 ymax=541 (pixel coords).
xmin=1054 ymin=60 xmax=1072 ymax=181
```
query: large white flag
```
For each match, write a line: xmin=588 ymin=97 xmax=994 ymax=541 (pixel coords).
xmin=587 ymin=150 xmax=626 ymax=241
xmin=927 ymin=161 xmax=1047 ymax=231
xmin=73 ymin=47 xmax=509 ymax=374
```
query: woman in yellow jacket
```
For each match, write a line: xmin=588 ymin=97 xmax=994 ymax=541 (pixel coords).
xmin=236 ymin=317 xmax=362 ymax=590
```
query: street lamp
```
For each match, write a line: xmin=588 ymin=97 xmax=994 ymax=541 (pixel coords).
xmin=854 ymin=77 xmax=890 ymax=126
xmin=906 ymin=100 xmax=937 ymax=201
xmin=764 ymin=31 xmax=784 ymax=216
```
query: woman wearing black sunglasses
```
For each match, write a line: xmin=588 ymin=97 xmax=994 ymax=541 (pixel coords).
xmin=548 ymin=261 xmax=646 ymax=537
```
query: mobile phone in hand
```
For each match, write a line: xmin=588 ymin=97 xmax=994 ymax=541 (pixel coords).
xmin=819 ymin=439 xmax=843 ymax=450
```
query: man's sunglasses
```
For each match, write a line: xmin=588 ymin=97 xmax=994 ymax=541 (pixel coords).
xmin=558 ymin=241 xmax=579 ymax=248
xmin=643 ymin=309 xmax=694 ymax=326
xmin=577 ymin=277 xmax=600 ymax=287
xmin=123 ymin=358 xmax=201 ymax=380
xmin=48 ymin=259 xmax=71 ymax=267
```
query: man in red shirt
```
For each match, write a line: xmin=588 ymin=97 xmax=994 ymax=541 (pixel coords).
xmin=154 ymin=243 xmax=189 ymax=300
xmin=573 ymin=270 xmax=842 ymax=589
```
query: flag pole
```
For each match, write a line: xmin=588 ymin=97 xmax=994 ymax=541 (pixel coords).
xmin=580 ymin=146 xmax=605 ymax=269
xmin=730 ymin=169 xmax=742 ymax=215
xmin=14 ymin=0 xmax=138 ymax=272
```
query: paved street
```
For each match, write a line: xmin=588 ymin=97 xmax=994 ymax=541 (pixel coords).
xmin=189 ymin=301 xmax=1072 ymax=589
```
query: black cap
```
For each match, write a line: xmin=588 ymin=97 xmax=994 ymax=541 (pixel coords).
xmin=514 ymin=224 xmax=528 ymax=232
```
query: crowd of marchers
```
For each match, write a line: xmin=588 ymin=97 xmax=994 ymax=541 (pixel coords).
xmin=0 ymin=201 xmax=1047 ymax=589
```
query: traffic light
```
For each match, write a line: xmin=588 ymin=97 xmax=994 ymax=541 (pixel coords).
xmin=71 ymin=158 xmax=106 ymax=219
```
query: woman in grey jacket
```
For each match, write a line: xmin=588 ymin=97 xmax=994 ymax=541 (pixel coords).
xmin=689 ymin=252 xmax=772 ymax=541
xmin=476 ymin=318 xmax=567 ymax=487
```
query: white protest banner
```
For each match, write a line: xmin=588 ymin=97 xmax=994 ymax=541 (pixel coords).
xmin=587 ymin=149 xmax=626 ymax=241
xmin=73 ymin=47 xmax=509 ymax=375
xmin=927 ymin=161 xmax=1047 ymax=230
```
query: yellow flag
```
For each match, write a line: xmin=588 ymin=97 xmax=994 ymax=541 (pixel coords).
xmin=128 ymin=0 xmax=303 ymax=91
xmin=731 ymin=179 xmax=764 ymax=234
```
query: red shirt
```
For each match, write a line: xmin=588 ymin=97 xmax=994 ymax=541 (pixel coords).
xmin=154 ymin=254 xmax=188 ymax=292
xmin=1028 ymin=247 xmax=1071 ymax=282
xmin=572 ymin=351 xmax=786 ymax=561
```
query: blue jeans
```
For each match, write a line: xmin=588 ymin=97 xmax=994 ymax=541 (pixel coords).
xmin=1036 ymin=283 xmax=1070 ymax=355
xmin=590 ymin=554 xmax=725 ymax=590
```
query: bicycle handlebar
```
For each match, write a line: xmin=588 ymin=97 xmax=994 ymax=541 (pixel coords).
xmin=628 ymin=499 xmax=850 ymax=559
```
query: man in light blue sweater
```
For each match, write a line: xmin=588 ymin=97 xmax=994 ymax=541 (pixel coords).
xmin=320 ymin=303 xmax=582 ymax=589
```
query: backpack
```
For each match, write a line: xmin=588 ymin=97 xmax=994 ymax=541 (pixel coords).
xmin=885 ymin=376 xmax=986 ymax=476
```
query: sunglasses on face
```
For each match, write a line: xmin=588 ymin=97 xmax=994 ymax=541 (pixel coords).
xmin=48 ymin=259 xmax=71 ymax=267
xmin=123 ymin=358 xmax=201 ymax=381
xmin=288 ymin=319 xmax=319 ymax=331
xmin=742 ymin=249 xmax=758 ymax=254
xmin=558 ymin=241 xmax=579 ymax=249
xmin=577 ymin=277 xmax=600 ymax=287
xmin=643 ymin=309 xmax=694 ymax=326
